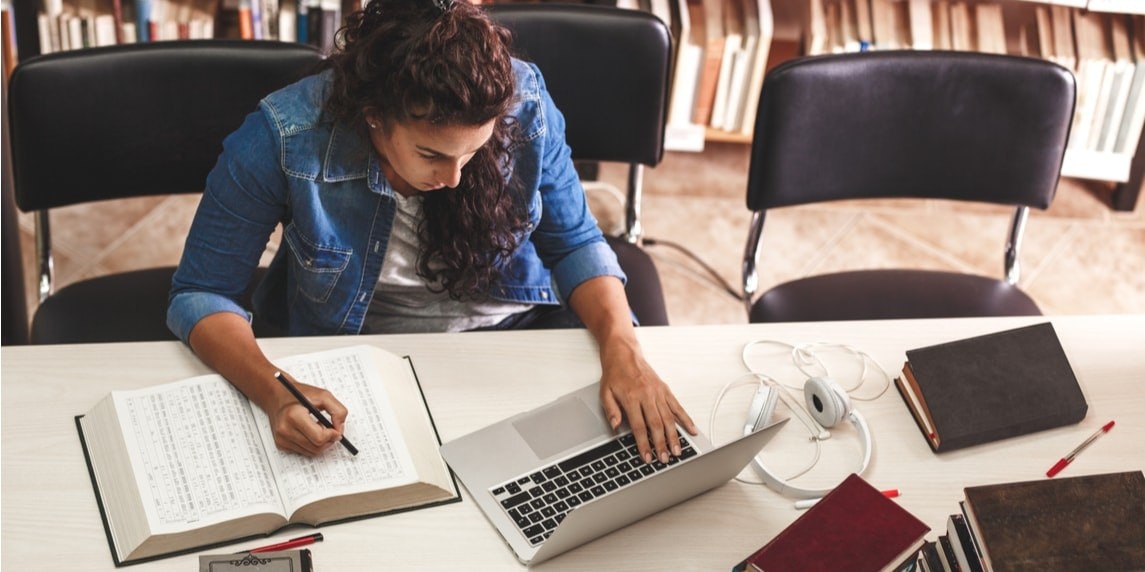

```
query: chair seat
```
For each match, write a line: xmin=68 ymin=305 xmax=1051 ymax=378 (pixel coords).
xmin=30 ymin=268 xmax=181 ymax=344
xmin=31 ymin=267 xmax=280 ymax=344
xmin=605 ymin=235 xmax=668 ymax=326
xmin=749 ymin=269 xmax=1042 ymax=323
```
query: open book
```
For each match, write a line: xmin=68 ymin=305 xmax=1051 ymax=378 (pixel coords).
xmin=76 ymin=345 xmax=459 ymax=566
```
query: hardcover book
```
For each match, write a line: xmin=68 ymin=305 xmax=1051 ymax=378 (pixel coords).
xmin=739 ymin=473 xmax=929 ymax=572
xmin=961 ymin=471 xmax=1145 ymax=572
xmin=199 ymin=549 xmax=312 ymax=572
xmin=936 ymin=534 xmax=961 ymax=572
xmin=894 ymin=322 xmax=1087 ymax=453
xmin=77 ymin=344 xmax=460 ymax=566
xmin=947 ymin=513 xmax=984 ymax=572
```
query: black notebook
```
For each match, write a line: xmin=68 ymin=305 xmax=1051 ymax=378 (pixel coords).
xmin=895 ymin=322 xmax=1087 ymax=453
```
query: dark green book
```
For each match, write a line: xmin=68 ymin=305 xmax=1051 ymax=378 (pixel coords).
xmin=895 ymin=322 xmax=1087 ymax=452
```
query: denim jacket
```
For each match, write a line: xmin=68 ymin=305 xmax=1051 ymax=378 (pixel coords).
xmin=168 ymin=59 xmax=622 ymax=342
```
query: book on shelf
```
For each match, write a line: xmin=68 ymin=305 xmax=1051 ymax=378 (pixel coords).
xmin=847 ymin=0 xmax=865 ymax=52
xmin=854 ymin=0 xmax=874 ymax=47
xmin=662 ymin=0 xmax=708 ymax=150
xmin=733 ymin=0 xmax=771 ymax=135
xmin=76 ymin=344 xmax=460 ymax=566
xmin=932 ymin=0 xmax=952 ymax=50
xmin=973 ymin=3 xmax=1005 ymax=54
xmin=955 ymin=471 xmax=1145 ymax=572
xmin=908 ymin=0 xmax=932 ymax=50
xmin=948 ymin=1 xmax=972 ymax=51
xmin=666 ymin=0 xmax=700 ymax=125
xmin=1050 ymin=4 xmax=1077 ymax=69
xmin=894 ymin=322 xmax=1087 ymax=453
xmin=1071 ymin=10 xmax=1115 ymax=152
xmin=705 ymin=0 xmax=741 ymax=130
xmin=690 ymin=0 xmax=726 ymax=126
xmin=708 ymin=0 xmax=743 ymax=129
xmin=869 ymin=0 xmax=904 ymax=49
xmin=199 ymin=549 xmax=312 ymax=572
xmin=805 ymin=0 xmax=827 ymax=55
xmin=734 ymin=473 xmax=929 ymax=572
xmin=1115 ymin=15 xmax=1145 ymax=155
xmin=1096 ymin=13 xmax=1134 ymax=153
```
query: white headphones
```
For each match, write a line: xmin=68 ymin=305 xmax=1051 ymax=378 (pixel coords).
xmin=745 ymin=376 xmax=872 ymax=499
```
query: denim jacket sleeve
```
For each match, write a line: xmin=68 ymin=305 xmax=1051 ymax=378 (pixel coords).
xmin=167 ymin=108 xmax=288 ymax=343
xmin=517 ymin=61 xmax=625 ymax=303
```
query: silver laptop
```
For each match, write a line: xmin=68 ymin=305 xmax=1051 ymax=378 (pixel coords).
xmin=439 ymin=383 xmax=788 ymax=565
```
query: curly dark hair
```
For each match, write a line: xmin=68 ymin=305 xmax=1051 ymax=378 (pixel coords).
xmin=323 ymin=0 xmax=527 ymax=299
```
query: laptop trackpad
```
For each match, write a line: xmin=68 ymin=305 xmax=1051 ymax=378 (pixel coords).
xmin=512 ymin=396 xmax=606 ymax=459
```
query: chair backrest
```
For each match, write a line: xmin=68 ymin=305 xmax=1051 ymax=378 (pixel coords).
xmin=487 ymin=3 xmax=671 ymax=243
xmin=746 ymin=51 xmax=1076 ymax=212
xmin=8 ymin=40 xmax=324 ymax=212
xmin=8 ymin=40 xmax=323 ymax=307
xmin=487 ymin=3 xmax=670 ymax=167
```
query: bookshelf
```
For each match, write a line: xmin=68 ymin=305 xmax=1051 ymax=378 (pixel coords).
xmin=657 ymin=0 xmax=1144 ymax=211
xmin=4 ymin=0 xmax=1144 ymax=210
xmin=5 ymin=0 xmax=360 ymax=58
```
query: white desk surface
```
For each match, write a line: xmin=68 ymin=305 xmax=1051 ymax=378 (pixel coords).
xmin=3 ymin=315 xmax=1143 ymax=570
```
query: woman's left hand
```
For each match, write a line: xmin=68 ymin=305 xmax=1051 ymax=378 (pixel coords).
xmin=598 ymin=338 xmax=699 ymax=466
xmin=568 ymin=275 xmax=698 ymax=465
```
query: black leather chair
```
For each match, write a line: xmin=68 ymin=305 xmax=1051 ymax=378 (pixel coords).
xmin=2 ymin=72 xmax=29 ymax=346
xmin=742 ymin=51 xmax=1076 ymax=322
xmin=8 ymin=40 xmax=323 ymax=344
xmin=488 ymin=3 xmax=672 ymax=326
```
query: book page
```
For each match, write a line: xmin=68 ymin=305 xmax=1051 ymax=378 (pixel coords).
xmin=116 ymin=376 xmax=285 ymax=535
xmin=253 ymin=346 xmax=421 ymax=516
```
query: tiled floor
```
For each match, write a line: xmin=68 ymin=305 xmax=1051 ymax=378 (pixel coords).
xmin=14 ymin=142 xmax=1145 ymax=328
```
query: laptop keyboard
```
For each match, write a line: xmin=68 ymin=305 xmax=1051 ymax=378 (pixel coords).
xmin=489 ymin=432 xmax=698 ymax=546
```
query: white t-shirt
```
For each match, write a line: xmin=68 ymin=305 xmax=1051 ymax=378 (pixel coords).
xmin=362 ymin=192 xmax=533 ymax=334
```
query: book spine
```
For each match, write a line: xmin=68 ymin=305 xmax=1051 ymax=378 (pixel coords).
xmin=947 ymin=514 xmax=985 ymax=572
xmin=136 ymin=0 xmax=151 ymax=41
xmin=111 ymin=0 xmax=125 ymax=43
xmin=936 ymin=534 xmax=961 ymax=572
xmin=893 ymin=373 xmax=940 ymax=452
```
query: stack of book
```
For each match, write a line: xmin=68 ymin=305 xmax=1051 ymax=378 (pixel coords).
xmin=918 ymin=471 xmax=1145 ymax=572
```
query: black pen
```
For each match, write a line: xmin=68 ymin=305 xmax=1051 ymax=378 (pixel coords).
xmin=274 ymin=371 xmax=359 ymax=456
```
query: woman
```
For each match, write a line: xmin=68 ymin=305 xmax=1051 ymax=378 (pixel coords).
xmin=168 ymin=0 xmax=695 ymax=462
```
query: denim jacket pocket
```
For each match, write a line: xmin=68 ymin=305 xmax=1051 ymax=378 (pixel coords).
xmin=283 ymin=224 xmax=353 ymax=303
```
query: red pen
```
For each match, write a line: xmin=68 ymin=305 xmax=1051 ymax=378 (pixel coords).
xmin=244 ymin=532 xmax=324 ymax=553
xmin=1046 ymin=420 xmax=1115 ymax=478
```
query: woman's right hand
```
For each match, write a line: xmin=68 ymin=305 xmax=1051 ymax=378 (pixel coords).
xmin=187 ymin=311 xmax=349 ymax=457
xmin=265 ymin=377 xmax=349 ymax=457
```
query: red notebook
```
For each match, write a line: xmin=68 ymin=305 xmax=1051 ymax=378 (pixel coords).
xmin=744 ymin=474 xmax=929 ymax=572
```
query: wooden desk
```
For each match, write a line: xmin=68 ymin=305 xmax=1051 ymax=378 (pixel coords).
xmin=3 ymin=315 xmax=1143 ymax=570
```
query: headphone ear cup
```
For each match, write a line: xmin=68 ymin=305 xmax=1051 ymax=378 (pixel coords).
xmin=804 ymin=377 xmax=851 ymax=428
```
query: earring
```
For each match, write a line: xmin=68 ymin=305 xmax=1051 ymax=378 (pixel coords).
xmin=368 ymin=123 xmax=378 ymax=130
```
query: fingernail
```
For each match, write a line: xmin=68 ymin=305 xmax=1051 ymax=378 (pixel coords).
xmin=659 ymin=451 xmax=669 ymax=464
xmin=610 ymin=416 xmax=620 ymax=430
xmin=643 ymin=452 xmax=652 ymax=464
xmin=672 ymin=445 xmax=681 ymax=456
